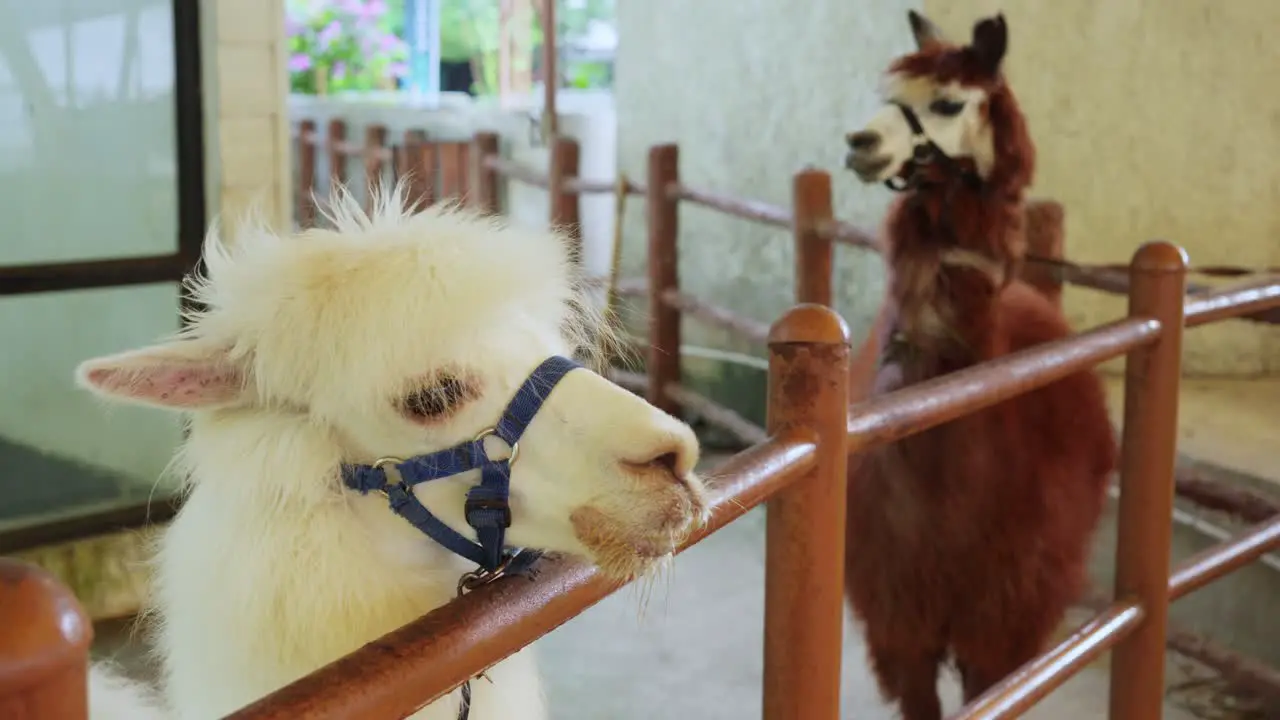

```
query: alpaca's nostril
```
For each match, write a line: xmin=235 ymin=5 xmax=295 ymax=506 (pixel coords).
xmin=648 ymin=451 xmax=680 ymax=474
xmin=624 ymin=448 xmax=687 ymax=480
xmin=848 ymin=131 xmax=880 ymax=152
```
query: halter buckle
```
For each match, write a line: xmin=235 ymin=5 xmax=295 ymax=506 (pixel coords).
xmin=464 ymin=496 xmax=513 ymax=529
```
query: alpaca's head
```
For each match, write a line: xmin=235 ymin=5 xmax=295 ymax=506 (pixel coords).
xmin=74 ymin=185 xmax=708 ymax=580
xmin=844 ymin=11 xmax=1033 ymax=192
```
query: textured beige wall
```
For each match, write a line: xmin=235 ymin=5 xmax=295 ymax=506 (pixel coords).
xmin=922 ymin=0 xmax=1280 ymax=376
xmin=615 ymin=0 xmax=916 ymax=364
xmin=203 ymin=0 xmax=293 ymax=231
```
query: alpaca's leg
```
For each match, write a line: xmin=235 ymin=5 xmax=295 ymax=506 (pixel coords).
xmin=953 ymin=616 xmax=1057 ymax=705
xmin=956 ymin=659 xmax=1004 ymax=705
xmin=865 ymin=642 xmax=945 ymax=720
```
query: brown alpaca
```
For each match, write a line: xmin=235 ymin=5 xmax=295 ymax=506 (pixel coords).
xmin=840 ymin=11 xmax=1117 ymax=719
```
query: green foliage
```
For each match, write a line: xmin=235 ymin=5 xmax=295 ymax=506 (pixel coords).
xmin=567 ymin=60 xmax=611 ymax=89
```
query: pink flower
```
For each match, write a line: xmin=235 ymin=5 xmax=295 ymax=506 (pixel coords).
xmin=377 ymin=33 xmax=403 ymax=53
xmin=288 ymin=54 xmax=313 ymax=72
xmin=317 ymin=19 xmax=342 ymax=48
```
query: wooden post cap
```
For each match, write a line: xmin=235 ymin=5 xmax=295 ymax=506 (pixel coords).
xmin=0 ymin=558 xmax=93 ymax=692
xmin=768 ymin=304 xmax=851 ymax=346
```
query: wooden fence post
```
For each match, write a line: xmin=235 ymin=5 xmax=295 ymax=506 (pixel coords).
xmin=549 ymin=136 xmax=582 ymax=263
xmin=646 ymin=144 xmax=680 ymax=417
xmin=471 ymin=132 xmax=501 ymax=214
xmin=364 ymin=125 xmax=388 ymax=214
xmin=296 ymin=119 xmax=317 ymax=228
xmin=0 ymin=559 xmax=93 ymax=720
xmin=1022 ymin=199 xmax=1065 ymax=307
xmin=400 ymin=130 xmax=436 ymax=210
xmin=327 ymin=119 xmax=348 ymax=199
xmin=793 ymin=169 xmax=835 ymax=306
xmin=763 ymin=304 xmax=850 ymax=720
xmin=1108 ymin=240 xmax=1187 ymax=720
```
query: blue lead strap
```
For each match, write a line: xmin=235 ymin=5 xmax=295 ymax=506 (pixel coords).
xmin=340 ymin=356 xmax=581 ymax=574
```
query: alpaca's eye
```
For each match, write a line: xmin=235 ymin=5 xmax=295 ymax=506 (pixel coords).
xmin=400 ymin=375 xmax=474 ymax=421
xmin=928 ymin=98 xmax=966 ymax=117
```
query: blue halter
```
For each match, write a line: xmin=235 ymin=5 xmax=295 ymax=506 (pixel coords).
xmin=340 ymin=355 xmax=581 ymax=577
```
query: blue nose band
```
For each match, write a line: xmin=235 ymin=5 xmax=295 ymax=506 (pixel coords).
xmin=340 ymin=355 xmax=581 ymax=575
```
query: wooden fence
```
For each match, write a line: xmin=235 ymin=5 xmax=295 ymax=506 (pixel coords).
xmin=2 ymin=124 xmax=1279 ymax=719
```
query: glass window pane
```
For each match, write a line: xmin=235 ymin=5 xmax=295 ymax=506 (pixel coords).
xmin=0 ymin=283 xmax=183 ymax=535
xmin=0 ymin=0 xmax=177 ymax=265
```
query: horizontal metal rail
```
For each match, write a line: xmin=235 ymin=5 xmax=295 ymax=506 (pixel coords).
xmin=950 ymin=600 xmax=1146 ymax=720
xmin=847 ymin=316 xmax=1161 ymax=448
xmin=660 ymin=288 xmax=771 ymax=343
xmin=1168 ymin=515 xmax=1280 ymax=600
xmin=1184 ymin=275 xmax=1280 ymax=326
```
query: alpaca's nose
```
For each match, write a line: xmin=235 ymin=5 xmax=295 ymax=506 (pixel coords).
xmin=847 ymin=131 xmax=881 ymax=152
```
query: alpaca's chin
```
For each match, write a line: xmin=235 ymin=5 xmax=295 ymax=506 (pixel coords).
xmin=568 ymin=505 xmax=700 ymax=581
xmin=595 ymin=548 xmax=676 ymax=582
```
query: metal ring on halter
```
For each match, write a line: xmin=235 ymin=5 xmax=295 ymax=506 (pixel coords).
xmin=373 ymin=456 xmax=404 ymax=498
xmin=472 ymin=427 xmax=520 ymax=467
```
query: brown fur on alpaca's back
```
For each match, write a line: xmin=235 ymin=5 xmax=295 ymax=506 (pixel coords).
xmin=845 ymin=278 xmax=1116 ymax=715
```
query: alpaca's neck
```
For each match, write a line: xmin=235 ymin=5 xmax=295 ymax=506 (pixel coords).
xmin=885 ymin=181 xmax=1024 ymax=370
xmin=152 ymin=409 xmax=468 ymax=717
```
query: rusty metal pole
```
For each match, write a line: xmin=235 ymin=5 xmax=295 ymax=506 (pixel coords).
xmin=548 ymin=136 xmax=582 ymax=263
xmin=471 ymin=132 xmax=501 ymax=215
xmin=1108 ymin=240 xmax=1187 ymax=720
xmin=646 ymin=144 xmax=681 ymax=417
xmin=763 ymin=304 xmax=851 ymax=720
xmin=793 ymin=169 xmax=835 ymax=307
xmin=0 ymin=559 xmax=93 ymax=720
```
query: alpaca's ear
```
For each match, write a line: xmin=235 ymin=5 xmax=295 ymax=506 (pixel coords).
xmin=908 ymin=9 xmax=948 ymax=50
xmin=969 ymin=13 xmax=1008 ymax=76
xmin=75 ymin=339 xmax=247 ymax=411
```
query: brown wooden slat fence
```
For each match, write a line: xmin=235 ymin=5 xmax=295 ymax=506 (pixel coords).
xmin=3 ymin=127 xmax=1279 ymax=720
xmin=293 ymin=119 xmax=474 ymax=228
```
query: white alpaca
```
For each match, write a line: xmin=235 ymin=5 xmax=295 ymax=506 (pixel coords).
xmin=77 ymin=185 xmax=709 ymax=720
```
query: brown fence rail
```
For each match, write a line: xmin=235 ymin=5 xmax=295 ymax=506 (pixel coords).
xmin=4 ymin=126 xmax=1279 ymax=719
